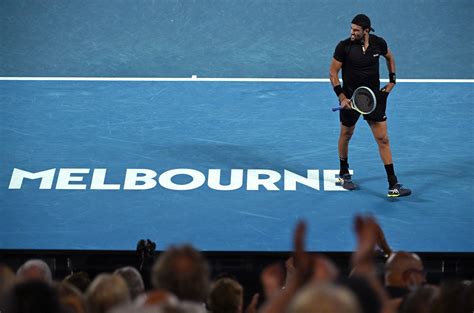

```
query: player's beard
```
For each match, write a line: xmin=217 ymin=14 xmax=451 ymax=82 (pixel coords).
xmin=351 ymin=33 xmax=363 ymax=42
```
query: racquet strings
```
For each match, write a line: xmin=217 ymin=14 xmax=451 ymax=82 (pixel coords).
xmin=353 ymin=90 xmax=375 ymax=113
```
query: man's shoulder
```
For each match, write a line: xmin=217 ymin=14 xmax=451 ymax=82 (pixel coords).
xmin=338 ymin=37 xmax=352 ymax=46
xmin=369 ymin=34 xmax=387 ymax=45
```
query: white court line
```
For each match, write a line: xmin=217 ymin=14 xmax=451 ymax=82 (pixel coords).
xmin=0 ymin=77 xmax=473 ymax=83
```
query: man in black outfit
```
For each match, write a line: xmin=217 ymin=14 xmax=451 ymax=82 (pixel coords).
xmin=329 ymin=14 xmax=411 ymax=197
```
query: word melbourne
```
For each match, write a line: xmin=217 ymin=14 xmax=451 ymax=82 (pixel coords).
xmin=8 ymin=168 xmax=353 ymax=191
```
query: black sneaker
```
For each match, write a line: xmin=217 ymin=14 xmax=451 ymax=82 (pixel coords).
xmin=336 ymin=173 xmax=357 ymax=191
xmin=387 ymin=183 xmax=411 ymax=197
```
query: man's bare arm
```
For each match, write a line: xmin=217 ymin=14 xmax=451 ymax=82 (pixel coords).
xmin=383 ymin=49 xmax=396 ymax=92
xmin=329 ymin=58 xmax=351 ymax=108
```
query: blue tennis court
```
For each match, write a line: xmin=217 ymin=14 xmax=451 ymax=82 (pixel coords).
xmin=0 ymin=0 xmax=473 ymax=252
xmin=1 ymin=79 xmax=472 ymax=251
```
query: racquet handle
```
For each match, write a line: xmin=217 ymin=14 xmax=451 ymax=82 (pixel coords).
xmin=332 ymin=106 xmax=342 ymax=112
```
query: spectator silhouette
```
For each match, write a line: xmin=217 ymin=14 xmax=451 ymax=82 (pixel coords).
xmin=64 ymin=271 xmax=91 ymax=293
xmin=4 ymin=280 xmax=61 ymax=313
xmin=115 ymin=266 xmax=145 ymax=300
xmin=385 ymin=251 xmax=426 ymax=299
xmin=151 ymin=244 xmax=210 ymax=303
xmin=16 ymin=259 xmax=53 ymax=284
xmin=208 ymin=277 xmax=243 ymax=313
xmin=85 ymin=273 xmax=130 ymax=313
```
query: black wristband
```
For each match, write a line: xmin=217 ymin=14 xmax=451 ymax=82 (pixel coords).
xmin=333 ymin=85 xmax=343 ymax=97
xmin=389 ymin=73 xmax=396 ymax=84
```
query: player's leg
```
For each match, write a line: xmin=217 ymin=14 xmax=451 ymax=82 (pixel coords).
xmin=367 ymin=120 xmax=392 ymax=165
xmin=367 ymin=120 xmax=411 ymax=197
xmin=338 ymin=123 xmax=355 ymax=173
xmin=337 ymin=110 xmax=359 ymax=190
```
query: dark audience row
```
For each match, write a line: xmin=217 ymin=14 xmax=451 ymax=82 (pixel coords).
xmin=0 ymin=215 xmax=472 ymax=313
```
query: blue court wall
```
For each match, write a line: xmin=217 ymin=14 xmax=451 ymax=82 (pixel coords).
xmin=1 ymin=0 xmax=473 ymax=78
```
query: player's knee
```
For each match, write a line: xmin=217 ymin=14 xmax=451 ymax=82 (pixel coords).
xmin=376 ymin=135 xmax=390 ymax=145
xmin=341 ymin=131 xmax=353 ymax=142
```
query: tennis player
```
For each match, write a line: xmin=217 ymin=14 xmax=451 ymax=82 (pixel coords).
xmin=329 ymin=14 xmax=411 ymax=197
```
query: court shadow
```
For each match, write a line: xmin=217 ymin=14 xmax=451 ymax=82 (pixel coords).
xmin=154 ymin=142 xmax=317 ymax=172
xmin=354 ymin=160 xmax=469 ymax=203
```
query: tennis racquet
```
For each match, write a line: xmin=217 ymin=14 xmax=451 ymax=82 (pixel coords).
xmin=332 ymin=86 xmax=377 ymax=115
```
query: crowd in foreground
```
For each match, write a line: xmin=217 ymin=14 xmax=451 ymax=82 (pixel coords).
xmin=0 ymin=215 xmax=472 ymax=313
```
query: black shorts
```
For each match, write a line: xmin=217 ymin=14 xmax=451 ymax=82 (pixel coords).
xmin=340 ymin=90 xmax=388 ymax=127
